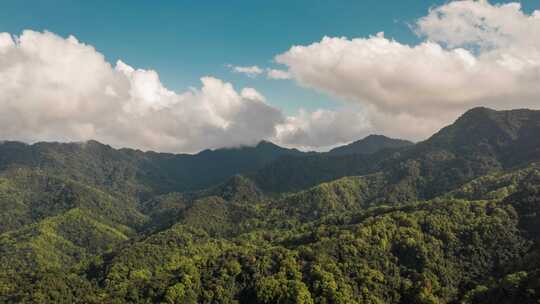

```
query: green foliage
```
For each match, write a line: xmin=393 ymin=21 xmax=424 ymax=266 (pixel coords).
xmin=2 ymin=108 xmax=540 ymax=303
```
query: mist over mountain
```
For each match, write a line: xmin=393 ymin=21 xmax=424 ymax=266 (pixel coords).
xmin=0 ymin=132 xmax=416 ymax=198
xmin=3 ymin=0 xmax=540 ymax=302
xmin=1 ymin=107 xmax=540 ymax=303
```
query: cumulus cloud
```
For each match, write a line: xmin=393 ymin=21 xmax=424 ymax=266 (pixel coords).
xmin=0 ymin=30 xmax=288 ymax=153
xmin=0 ymin=30 xmax=372 ymax=152
xmin=3 ymin=2 xmax=539 ymax=152
xmin=266 ymin=68 xmax=291 ymax=80
xmin=275 ymin=105 xmax=372 ymax=150
xmin=416 ymin=1 xmax=540 ymax=50
xmin=226 ymin=64 xmax=263 ymax=78
xmin=275 ymin=1 xmax=540 ymax=141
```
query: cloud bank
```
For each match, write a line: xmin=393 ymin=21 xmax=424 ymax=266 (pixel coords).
xmin=276 ymin=1 xmax=540 ymax=140
xmin=0 ymin=31 xmax=289 ymax=153
xmin=2 ymin=1 xmax=539 ymax=152
xmin=0 ymin=30 xmax=367 ymax=152
xmin=275 ymin=105 xmax=371 ymax=150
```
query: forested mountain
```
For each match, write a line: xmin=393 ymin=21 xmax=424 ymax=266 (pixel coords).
xmin=328 ymin=134 xmax=413 ymax=156
xmin=2 ymin=107 xmax=540 ymax=303
xmin=0 ymin=139 xmax=305 ymax=198
xmin=252 ymin=107 xmax=540 ymax=195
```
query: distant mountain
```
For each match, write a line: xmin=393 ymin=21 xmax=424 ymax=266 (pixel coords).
xmin=252 ymin=107 xmax=540 ymax=195
xmin=4 ymin=107 xmax=540 ymax=303
xmin=0 ymin=139 xmax=307 ymax=199
xmin=422 ymin=107 xmax=540 ymax=166
xmin=328 ymin=134 xmax=413 ymax=156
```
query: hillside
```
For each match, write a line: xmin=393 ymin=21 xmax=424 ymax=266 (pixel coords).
xmin=328 ymin=134 xmax=413 ymax=156
xmin=0 ymin=139 xmax=306 ymax=199
xmin=252 ymin=107 xmax=540 ymax=196
xmin=2 ymin=107 xmax=540 ymax=303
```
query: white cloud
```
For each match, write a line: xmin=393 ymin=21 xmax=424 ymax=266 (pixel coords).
xmin=240 ymin=87 xmax=266 ymax=102
xmin=0 ymin=30 xmax=285 ymax=153
xmin=226 ymin=64 xmax=263 ymax=78
xmin=0 ymin=30 xmax=373 ymax=152
xmin=274 ymin=105 xmax=372 ymax=150
xmin=275 ymin=1 xmax=540 ymax=141
xmin=266 ymin=68 xmax=291 ymax=80
xmin=4 ymin=2 xmax=538 ymax=153
xmin=416 ymin=1 xmax=540 ymax=50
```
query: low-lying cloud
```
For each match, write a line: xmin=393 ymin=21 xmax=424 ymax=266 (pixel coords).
xmin=276 ymin=105 xmax=371 ymax=150
xmin=0 ymin=31 xmax=287 ymax=153
xmin=0 ymin=30 xmax=368 ymax=152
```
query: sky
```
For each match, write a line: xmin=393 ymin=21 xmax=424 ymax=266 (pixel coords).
xmin=0 ymin=0 xmax=539 ymax=153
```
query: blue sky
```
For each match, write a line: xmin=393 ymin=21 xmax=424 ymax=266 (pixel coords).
xmin=2 ymin=0 xmax=536 ymax=114
xmin=0 ymin=1 xmax=539 ymax=152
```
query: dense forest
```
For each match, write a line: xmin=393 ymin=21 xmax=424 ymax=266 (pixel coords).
xmin=2 ymin=107 xmax=540 ymax=303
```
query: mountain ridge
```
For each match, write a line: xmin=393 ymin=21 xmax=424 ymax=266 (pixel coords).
xmin=2 ymin=107 xmax=540 ymax=303
xmin=328 ymin=134 xmax=414 ymax=156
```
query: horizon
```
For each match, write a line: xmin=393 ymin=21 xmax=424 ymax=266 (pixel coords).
xmin=0 ymin=1 xmax=539 ymax=153
xmin=5 ymin=2 xmax=540 ymax=302
xmin=0 ymin=105 xmax=528 ymax=155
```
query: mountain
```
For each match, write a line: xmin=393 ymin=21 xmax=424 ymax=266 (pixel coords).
xmin=3 ymin=107 xmax=540 ymax=303
xmin=251 ymin=107 xmax=540 ymax=195
xmin=0 ymin=139 xmax=306 ymax=199
xmin=328 ymin=134 xmax=413 ymax=156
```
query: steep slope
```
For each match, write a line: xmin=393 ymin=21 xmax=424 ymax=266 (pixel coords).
xmin=442 ymin=163 xmax=540 ymax=201
xmin=139 ymin=175 xmax=264 ymax=233
xmin=0 ymin=139 xmax=307 ymax=200
xmin=460 ymin=183 xmax=540 ymax=304
xmin=0 ymin=169 xmax=145 ymax=297
xmin=251 ymin=153 xmax=375 ymax=193
xmin=14 ymin=198 xmax=528 ymax=304
xmin=136 ymin=140 xmax=307 ymax=195
xmin=0 ymin=166 xmax=146 ymax=270
xmin=328 ymin=134 xmax=413 ymax=156
xmin=61 ymin=163 xmax=540 ymax=303
xmin=382 ymin=107 xmax=540 ymax=198
xmin=3 ymin=107 xmax=540 ymax=303
xmin=252 ymin=107 xmax=540 ymax=197
xmin=0 ymin=168 xmax=145 ymax=234
xmin=197 ymin=174 xmax=264 ymax=203
xmin=0 ymin=208 xmax=130 ymax=271
xmin=424 ymin=107 xmax=540 ymax=159
xmin=267 ymin=174 xmax=388 ymax=222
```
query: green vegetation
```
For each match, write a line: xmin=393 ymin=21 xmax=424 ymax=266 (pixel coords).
xmin=328 ymin=134 xmax=413 ymax=156
xmin=1 ymin=107 xmax=540 ymax=303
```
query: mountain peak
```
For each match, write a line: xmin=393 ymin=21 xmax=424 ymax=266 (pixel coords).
xmin=461 ymin=106 xmax=497 ymax=116
xmin=256 ymin=140 xmax=280 ymax=149
xmin=84 ymin=139 xmax=106 ymax=146
xmin=453 ymin=106 xmax=500 ymax=124
xmin=328 ymin=134 xmax=413 ymax=156
xmin=426 ymin=107 xmax=540 ymax=151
